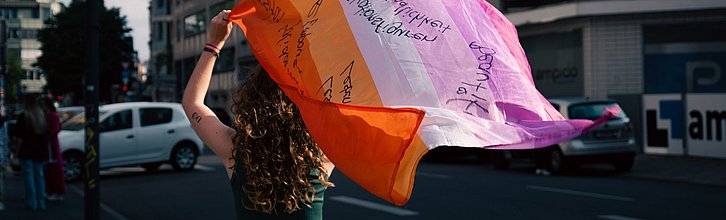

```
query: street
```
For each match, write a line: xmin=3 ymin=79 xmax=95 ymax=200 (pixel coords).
xmin=2 ymin=1 xmax=725 ymax=220
xmin=49 ymin=152 xmax=726 ymax=220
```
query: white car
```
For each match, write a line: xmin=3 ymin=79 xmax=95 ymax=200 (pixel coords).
xmin=60 ymin=102 xmax=204 ymax=181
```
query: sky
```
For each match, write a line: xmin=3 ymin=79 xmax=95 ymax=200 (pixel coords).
xmin=58 ymin=0 xmax=150 ymax=62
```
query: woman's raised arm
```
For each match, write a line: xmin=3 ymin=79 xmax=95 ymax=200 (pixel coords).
xmin=182 ymin=10 xmax=236 ymax=176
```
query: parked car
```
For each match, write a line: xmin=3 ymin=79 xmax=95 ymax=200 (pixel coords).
xmin=57 ymin=106 xmax=85 ymax=123
xmin=491 ymin=98 xmax=637 ymax=173
xmin=60 ymin=102 xmax=204 ymax=181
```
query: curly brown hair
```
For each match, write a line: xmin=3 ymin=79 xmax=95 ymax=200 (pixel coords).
xmin=230 ymin=65 xmax=334 ymax=214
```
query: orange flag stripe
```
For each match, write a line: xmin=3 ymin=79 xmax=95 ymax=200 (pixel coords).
xmin=231 ymin=1 xmax=428 ymax=205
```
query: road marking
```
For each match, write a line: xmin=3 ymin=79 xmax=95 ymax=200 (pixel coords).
xmin=598 ymin=215 xmax=643 ymax=220
xmin=70 ymin=186 xmax=131 ymax=220
xmin=417 ymin=172 xmax=450 ymax=179
xmin=98 ymin=164 xmax=215 ymax=175
xmin=330 ymin=196 xmax=419 ymax=216
xmin=194 ymin=164 xmax=216 ymax=171
xmin=101 ymin=167 xmax=145 ymax=175
xmin=527 ymin=185 xmax=634 ymax=202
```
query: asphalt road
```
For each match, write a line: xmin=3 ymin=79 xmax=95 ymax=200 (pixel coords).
xmin=68 ymin=153 xmax=726 ymax=220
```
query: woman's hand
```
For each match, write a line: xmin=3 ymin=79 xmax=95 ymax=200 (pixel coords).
xmin=208 ymin=10 xmax=233 ymax=50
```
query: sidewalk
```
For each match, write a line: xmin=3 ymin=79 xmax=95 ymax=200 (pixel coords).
xmin=0 ymin=153 xmax=725 ymax=219
xmin=624 ymin=154 xmax=726 ymax=188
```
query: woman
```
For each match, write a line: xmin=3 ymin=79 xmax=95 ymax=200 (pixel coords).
xmin=14 ymin=97 xmax=49 ymax=210
xmin=182 ymin=10 xmax=334 ymax=218
xmin=39 ymin=97 xmax=66 ymax=201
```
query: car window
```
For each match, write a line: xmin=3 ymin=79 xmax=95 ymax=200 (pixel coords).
xmin=568 ymin=102 xmax=625 ymax=120
xmin=550 ymin=103 xmax=560 ymax=112
xmin=58 ymin=111 xmax=82 ymax=123
xmin=100 ymin=110 xmax=133 ymax=132
xmin=62 ymin=111 xmax=107 ymax=130
xmin=140 ymin=108 xmax=173 ymax=127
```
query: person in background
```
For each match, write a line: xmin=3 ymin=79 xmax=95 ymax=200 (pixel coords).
xmin=182 ymin=10 xmax=334 ymax=219
xmin=39 ymin=97 xmax=65 ymax=202
xmin=12 ymin=96 xmax=49 ymax=210
xmin=0 ymin=106 xmax=9 ymax=211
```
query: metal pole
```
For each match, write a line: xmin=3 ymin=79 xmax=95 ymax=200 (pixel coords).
xmin=683 ymin=63 xmax=691 ymax=156
xmin=84 ymin=0 xmax=101 ymax=219
xmin=1 ymin=20 xmax=6 ymax=107
xmin=0 ymin=21 xmax=7 ymax=202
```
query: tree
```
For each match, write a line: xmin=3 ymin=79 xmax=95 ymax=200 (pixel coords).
xmin=4 ymin=51 xmax=25 ymax=103
xmin=37 ymin=0 xmax=135 ymax=104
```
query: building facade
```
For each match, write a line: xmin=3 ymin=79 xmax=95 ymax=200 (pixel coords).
xmin=148 ymin=0 xmax=256 ymax=112
xmin=1 ymin=0 xmax=61 ymax=94
xmin=498 ymin=0 xmax=726 ymax=159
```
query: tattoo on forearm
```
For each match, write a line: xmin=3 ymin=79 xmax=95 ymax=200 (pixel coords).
xmin=191 ymin=112 xmax=203 ymax=124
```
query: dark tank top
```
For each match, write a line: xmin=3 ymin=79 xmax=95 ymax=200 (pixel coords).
xmin=230 ymin=162 xmax=326 ymax=219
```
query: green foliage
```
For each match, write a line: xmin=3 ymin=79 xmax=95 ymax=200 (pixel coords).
xmin=4 ymin=51 xmax=24 ymax=102
xmin=37 ymin=0 xmax=135 ymax=103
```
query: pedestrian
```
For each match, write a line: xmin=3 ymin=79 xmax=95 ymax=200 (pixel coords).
xmin=534 ymin=147 xmax=553 ymax=176
xmin=0 ymin=106 xmax=9 ymax=211
xmin=39 ymin=97 xmax=65 ymax=202
xmin=12 ymin=96 xmax=50 ymax=210
xmin=182 ymin=10 xmax=334 ymax=219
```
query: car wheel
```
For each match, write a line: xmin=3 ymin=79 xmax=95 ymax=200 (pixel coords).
xmin=492 ymin=151 xmax=510 ymax=170
xmin=549 ymin=149 xmax=567 ymax=174
xmin=63 ymin=152 xmax=84 ymax=182
xmin=141 ymin=162 xmax=162 ymax=172
xmin=171 ymin=143 xmax=198 ymax=171
xmin=613 ymin=155 xmax=635 ymax=172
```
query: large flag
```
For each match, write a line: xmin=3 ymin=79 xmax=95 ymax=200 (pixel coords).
xmin=230 ymin=0 xmax=615 ymax=205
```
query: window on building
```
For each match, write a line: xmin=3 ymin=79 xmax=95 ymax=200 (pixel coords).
xmin=155 ymin=0 xmax=170 ymax=16
xmin=501 ymin=0 xmax=570 ymax=13
xmin=32 ymin=6 xmax=39 ymax=18
xmin=156 ymin=22 xmax=164 ymax=41
xmin=11 ymin=29 xmax=39 ymax=39
xmin=237 ymin=58 xmax=258 ymax=81
xmin=182 ymin=57 xmax=197 ymax=86
xmin=176 ymin=19 xmax=182 ymax=42
xmin=643 ymin=22 xmax=726 ymax=94
xmin=41 ymin=7 xmax=51 ymax=20
xmin=211 ymin=0 xmax=235 ymax=14
xmin=184 ymin=11 xmax=206 ymax=37
xmin=16 ymin=7 xmax=39 ymax=19
xmin=644 ymin=22 xmax=726 ymax=44
xmin=520 ymin=29 xmax=584 ymax=97
xmin=0 ymin=8 xmax=18 ymax=19
xmin=213 ymin=47 xmax=235 ymax=74
xmin=174 ymin=60 xmax=182 ymax=77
